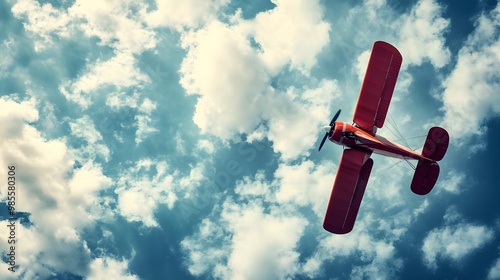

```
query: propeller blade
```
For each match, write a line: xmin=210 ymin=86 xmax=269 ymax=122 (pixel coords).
xmin=330 ymin=109 xmax=342 ymax=126
xmin=318 ymin=108 xmax=342 ymax=152
xmin=318 ymin=132 xmax=328 ymax=151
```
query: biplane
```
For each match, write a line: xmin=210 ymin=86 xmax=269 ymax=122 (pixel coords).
xmin=318 ymin=41 xmax=449 ymax=234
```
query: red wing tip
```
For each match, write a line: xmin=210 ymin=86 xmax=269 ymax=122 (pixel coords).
xmin=373 ymin=41 xmax=402 ymax=57
xmin=323 ymin=223 xmax=353 ymax=235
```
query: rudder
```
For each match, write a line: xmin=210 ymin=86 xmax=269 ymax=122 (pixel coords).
xmin=422 ymin=127 xmax=449 ymax=161
xmin=411 ymin=160 xmax=440 ymax=195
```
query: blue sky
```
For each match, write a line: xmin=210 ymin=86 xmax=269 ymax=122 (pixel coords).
xmin=0 ymin=0 xmax=499 ymax=279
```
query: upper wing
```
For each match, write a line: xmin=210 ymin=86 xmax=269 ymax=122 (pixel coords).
xmin=323 ymin=149 xmax=373 ymax=234
xmin=353 ymin=41 xmax=402 ymax=132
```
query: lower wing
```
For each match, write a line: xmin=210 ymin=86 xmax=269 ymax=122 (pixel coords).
xmin=323 ymin=149 xmax=373 ymax=234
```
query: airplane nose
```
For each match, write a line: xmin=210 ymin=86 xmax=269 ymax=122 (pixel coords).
xmin=323 ymin=126 xmax=331 ymax=132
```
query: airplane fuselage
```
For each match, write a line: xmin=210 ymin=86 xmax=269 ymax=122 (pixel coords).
xmin=329 ymin=122 xmax=427 ymax=161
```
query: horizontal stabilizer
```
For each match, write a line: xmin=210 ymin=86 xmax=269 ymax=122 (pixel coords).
xmin=422 ymin=127 xmax=449 ymax=161
xmin=411 ymin=160 xmax=440 ymax=195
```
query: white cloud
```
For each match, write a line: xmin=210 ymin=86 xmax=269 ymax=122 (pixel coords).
xmin=436 ymin=170 xmax=465 ymax=194
xmin=87 ymin=257 xmax=139 ymax=280
xmin=105 ymin=94 xmax=159 ymax=144
xmin=183 ymin=160 xmax=342 ymax=279
xmin=68 ymin=0 xmax=155 ymax=53
xmin=273 ymin=160 xmax=336 ymax=216
xmin=184 ymin=156 xmax=430 ymax=279
xmin=345 ymin=0 xmax=451 ymax=68
xmin=223 ymin=202 xmax=307 ymax=280
xmin=115 ymin=160 xmax=176 ymax=227
xmin=262 ymin=80 xmax=338 ymax=160
xmin=115 ymin=158 xmax=207 ymax=227
xmin=345 ymin=0 xmax=451 ymax=105
xmin=0 ymin=96 xmax=113 ymax=277
xmin=13 ymin=0 xmax=156 ymax=54
xmin=252 ymin=0 xmax=330 ymax=74
xmin=303 ymin=222 xmax=404 ymax=279
xmin=68 ymin=116 xmax=111 ymax=162
xmin=396 ymin=0 xmax=451 ymax=68
xmin=442 ymin=205 xmax=463 ymax=224
xmin=180 ymin=20 xmax=270 ymax=139
xmin=234 ymin=160 xmax=337 ymax=217
xmin=422 ymin=215 xmax=494 ymax=270
xmin=12 ymin=0 xmax=158 ymax=110
xmin=364 ymin=158 xmax=409 ymax=208
xmin=106 ymin=91 xmax=141 ymax=109
xmin=438 ymin=3 xmax=500 ymax=142
xmin=11 ymin=0 xmax=71 ymax=51
xmin=302 ymin=196 xmax=429 ymax=278
xmin=135 ymin=112 xmax=158 ymax=145
xmin=60 ymin=51 xmax=151 ymax=108
xmin=0 ymin=97 xmax=38 ymax=136
xmin=299 ymin=163 xmax=429 ymax=278
xmin=179 ymin=0 xmax=334 ymax=160
xmin=488 ymin=256 xmax=500 ymax=280
xmin=182 ymin=199 xmax=307 ymax=280
xmin=147 ymin=0 xmax=230 ymax=29
xmin=179 ymin=162 xmax=206 ymax=190
xmin=197 ymin=139 xmax=216 ymax=154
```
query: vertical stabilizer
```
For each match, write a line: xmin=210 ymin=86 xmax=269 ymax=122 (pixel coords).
xmin=422 ymin=127 xmax=449 ymax=161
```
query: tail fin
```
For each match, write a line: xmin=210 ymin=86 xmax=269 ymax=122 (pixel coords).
xmin=410 ymin=127 xmax=449 ymax=195
xmin=411 ymin=160 xmax=439 ymax=195
xmin=421 ymin=127 xmax=449 ymax=161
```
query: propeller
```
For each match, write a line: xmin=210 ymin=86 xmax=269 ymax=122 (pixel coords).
xmin=318 ymin=109 xmax=342 ymax=151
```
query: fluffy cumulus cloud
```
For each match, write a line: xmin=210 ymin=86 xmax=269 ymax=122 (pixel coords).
xmin=396 ymin=0 xmax=451 ymax=68
xmin=114 ymin=159 xmax=175 ymax=227
xmin=302 ymin=196 xmax=429 ymax=279
xmin=183 ymin=160 xmax=333 ymax=279
xmin=235 ymin=160 xmax=335 ymax=216
xmin=341 ymin=0 xmax=451 ymax=132
xmin=422 ymin=207 xmax=495 ymax=270
xmin=303 ymin=227 xmax=404 ymax=279
xmin=147 ymin=0 xmax=230 ymax=29
xmin=68 ymin=115 xmax=111 ymax=161
xmin=87 ymin=257 xmax=139 ymax=280
xmin=436 ymin=169 xmax=466 ymax=194
xmin=182 ymin=199 xmax=307 ymax=280
xmin=180 ymin=20 xmax=270 ymax=139
xmin=11 ymin=0 xmax=71 ymax=51
xmin=115 ymin=158 xmax=207 ymax=227
xmin=252 ymin=0 xmax=330 ymax=74
xmin=272 ymin=160 xmax=335 ymax=216
xmin=105 ymin=93 xmax=159 ymax=144
xmin=439 ymin=3 xmax=500 ymax=142
xmin=13 ymin=0 xmax=158 ymax=109
xmin=261 ymin=80 xmax=338 ymax=160
xmin=179 ymin=0 xmax=333 ymax=160
xmin=182 ymin=157 xmax=430 ymax=279
xmin=60 ymin=52 xmax=151 ymax=108
xmin=0 ymin=96 xmax=115 ymax=277
xmin=488 ymin=256 xmax=500 ymax=280
xmin=68 ymin=0 xmax=155 ymax=53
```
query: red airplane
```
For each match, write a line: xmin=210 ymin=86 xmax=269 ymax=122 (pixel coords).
xmin=318 ymin=41 xmax=449 ymax=234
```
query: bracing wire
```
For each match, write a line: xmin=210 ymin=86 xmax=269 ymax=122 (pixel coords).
xmin=394 ymin=135 xmax=427 ymax=142
xmin=387 ymin=112 xmax=411 ymax=149
xmin=370 ymin=159 xmax=404 ymax=183
xmin=403 ymin=157 xmax=416 ymax=170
